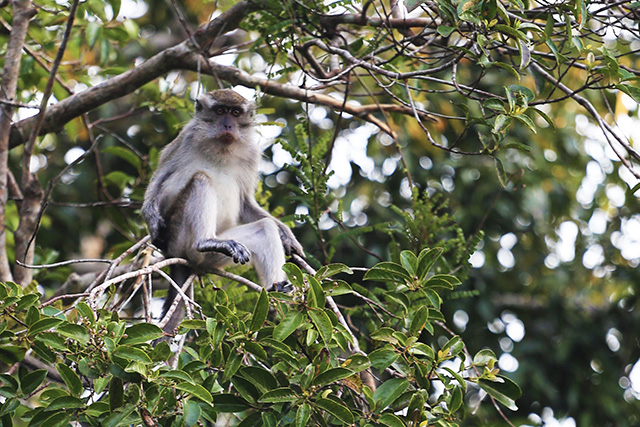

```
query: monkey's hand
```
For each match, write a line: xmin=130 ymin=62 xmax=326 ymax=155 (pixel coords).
xmin=278 ymin=224 xmax=304 ymax=257
xmin=196 ymin=239 xmax=251 ymax=264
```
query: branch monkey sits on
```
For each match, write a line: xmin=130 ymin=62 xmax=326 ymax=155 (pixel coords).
xmin=142 ymin=89 xmax=303 ymax=336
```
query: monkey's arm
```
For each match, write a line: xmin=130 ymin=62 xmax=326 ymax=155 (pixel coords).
xmin=241 ymin=199 xmax=304 ymax=257
xmin=141 ymin=168 xmax=174 ymax=250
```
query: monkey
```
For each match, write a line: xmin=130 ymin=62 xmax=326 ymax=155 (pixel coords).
xmin=142 ymin=89 xmax=304 ymax=338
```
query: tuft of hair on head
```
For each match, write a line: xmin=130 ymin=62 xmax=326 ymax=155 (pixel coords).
xmin=209 ymin=89 xmax=249 ymax=106
xmin=195 ymin=89 xmax=255 ymax=116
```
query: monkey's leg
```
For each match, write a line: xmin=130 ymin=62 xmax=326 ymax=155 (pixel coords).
xmin=208 ymin=218 xmax=287 ymax=288
xmin=174 ymin=172 xmax=251 ymax=264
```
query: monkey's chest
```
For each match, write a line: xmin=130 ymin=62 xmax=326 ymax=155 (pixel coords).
xmin=212 ymin=176 xmax=241 ymax=232
xmin=209 ymin=170 xmax=242 ymax=232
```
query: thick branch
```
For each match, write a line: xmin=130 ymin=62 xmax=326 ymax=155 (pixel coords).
xmin=0 ymin=0 xmax=35 ymax=282
xmin=8 ymin=1 xmax=257 ymax=148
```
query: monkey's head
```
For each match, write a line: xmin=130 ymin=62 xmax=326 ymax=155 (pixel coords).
xmin=194 ymin=89 xmax=255 ymax=145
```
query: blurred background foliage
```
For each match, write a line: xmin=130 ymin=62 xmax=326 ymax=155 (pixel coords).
xmin=2 ymin=0 xmax=640 ymax=425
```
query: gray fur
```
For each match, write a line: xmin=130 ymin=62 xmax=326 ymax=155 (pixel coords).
xmin=142 ymin=89 xmax=303 ymax=336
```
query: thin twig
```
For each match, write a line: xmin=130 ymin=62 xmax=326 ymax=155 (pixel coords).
xmin=210 ymin=267 xmax=263 ymax=293
xmin=88 ymin=257 xmax=189 ymax=310
xmin=40 ymin=292 xmax=91 ymax=308
xmin=158 ymin=274 xmax=196 ymax=329
xmin=16 ymin=258 xmax=111 ymax=269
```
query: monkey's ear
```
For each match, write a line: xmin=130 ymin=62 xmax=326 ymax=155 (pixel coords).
xmin=195 ymin=100 xmax=204 ymax=112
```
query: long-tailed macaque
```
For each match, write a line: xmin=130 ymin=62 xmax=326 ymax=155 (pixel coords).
xmin=142 ymin=89 xmax=303 ymax=336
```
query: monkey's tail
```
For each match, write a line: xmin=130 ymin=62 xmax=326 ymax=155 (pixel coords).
xmin=158 ymin=264 xmax=192 ymax=342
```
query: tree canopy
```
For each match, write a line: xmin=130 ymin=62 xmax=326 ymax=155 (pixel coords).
xmin=0 ymin=0 xmax=639 ymax=426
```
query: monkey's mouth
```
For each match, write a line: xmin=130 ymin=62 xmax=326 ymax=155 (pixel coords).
xmin=219 ymin=132 xmax=236 ymax=144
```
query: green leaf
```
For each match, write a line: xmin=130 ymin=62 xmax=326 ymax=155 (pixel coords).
xmin=508 ymin=84 xmax=535 ymax=103
xmin=478 ymin=375 xmax=521 ymax=411
xmin=259 ymin=387 xmax=299 ymax=403
xmin=28 ymin=318 xmax=63 ymax=336
xmin=437 ymin=25 xmax=455 ymax=37
xmin=102 ymin=405 xmax=136 ymax=427
xmin=184 ymin=400 xmax=201 ymax=427
xmin=364 ymin=262 xmax=412 ymax=283
xmin=300 ymin=364 xmax=315 ymax=391
xmin=449 ymin=386 xmax=463 ymax=413
xmin=120 ymin=323 xmax=163 ymax=345
xmin=47 ymin=396 xmax=85 ymax=411
xmin=273 ymin=310 xmax=304 ymax=341
xmin=180 ymin=319 xmax=206 ymax=329
xmin=442 ymin=366 xmax=467 ymax=391
xmin=239 ymin=367 xmax=277 ymax=394
xmin=244 ymin=341 xmax=268 ymax=361
xmin=399 ymin=250 xmax=418 ymax=276
xmin=440 ymin=335 xmax=464 ymax=359
xmin=492 ymin=62 xmax=520 ymax=80
xmin=379 ymin=413 xmax=406 ymax=427
xmin=494 ymin=24 xmax=528 ymax=41
xmin=424 ymin=274 xmax=461 ymax=289
xmin=474 ymin=349 xmax=498 ymax=367
xmin=262 ymin=412 xmax=277 ymax=427
xmin=307 ymin=276 xmax=325 ymax=308
xmin=494 ymin=157 xmax=507 ymax=187
xmin=342 ymin=354 xmax=371 ymax=373
xmin=222 ymin=350 xmax=243 ymax=383
xmin=75 ymin=302 xmax=95 ymax=322
xmin=56 ymin=363 xmax=83 ymax=397
xmin=0 ymin=397 xmax=19 ymax=417
xmin=56 ymin=323 xmax=90 ymax=344
xmin=410 ymin=306 xmax=429 ymax=336
xmin=416 ymin=248 xmax=443 ymax=281
xmin=616 ymin=83 xmax=640 ymax=104
xmin=15 ymin=294 xmax=39 ymax=311
xmin=283 ymin=263 xmax=305 ymax=288
xmin=260 ymin=338 xmax=294 ymax=355
xmin=86 ymin=21 xmax=102 ymax=49
xmin=369 ymin=348 xmax=399 ymax=371
xmin=250 ymin=289 xmax=269 ymax=332
xmin=316 ymin=398 xmax=354 ymax=424
xmin=176 ymin=382 xmax=213 ymax=403
xmin=312 ymin=367 xmax=354 ymax=387
xmin=0 ymin=345 xmax=27 ymax=364
xmin=372 ymin=378 xmax=410 ymax=413
xmin=308 ymin=309 xmax=333 ymax=344
xmin=405 ymin=0 xmax=427 ymax=12
xmin=211 ymin=394 xmax=251 ymax=412
xmin=315 ymin=263 xmax=353 ymax=280
xmin=113 ymin=345 xmax=152 ymax=363
xmin=513 ymin=113 xmax=538 ymax=134
xmin=109 ymin=377 xmax=124 ymax=411
xmin=39 ymin=412 xmax=72 ymax=427
xmin=530 ymin=107 xmax=555 ymax=130
xmin=20 ymin=369 xmax=47 ymax=395
xmin=295 ymin=403 xmax=311 ymax=427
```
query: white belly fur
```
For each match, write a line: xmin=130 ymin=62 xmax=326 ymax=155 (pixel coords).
xmin=161 ymin=162 xmax=242 ymax=236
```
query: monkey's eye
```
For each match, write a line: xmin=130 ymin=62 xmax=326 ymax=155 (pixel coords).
xmin=231 ymin=108 xmax=241 ymax=117
xmin=214 ymin=106 xmax=226 ymax=115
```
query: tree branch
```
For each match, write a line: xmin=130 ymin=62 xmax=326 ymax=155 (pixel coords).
xmin=8 ymin=1 xmax=258 ymax=149
xmin=0 ymin=0 xmax=35 ymax=282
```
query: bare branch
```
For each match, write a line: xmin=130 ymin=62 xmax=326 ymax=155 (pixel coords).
xmin=0 ymin=0 xmax=35 ymax=282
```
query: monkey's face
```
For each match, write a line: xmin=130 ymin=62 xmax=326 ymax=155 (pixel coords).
xmin=195 ymin=90 xmax=255 ymax=145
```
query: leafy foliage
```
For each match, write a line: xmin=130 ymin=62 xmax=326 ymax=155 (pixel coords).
xmin=0 ymin=252 xmax=520 ymax=426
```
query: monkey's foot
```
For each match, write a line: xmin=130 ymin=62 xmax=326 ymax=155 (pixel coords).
xmin=273 ymin=281 xmax=293 ymax=293
xmin=196 ymin=239 xmax=251 ymax=264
